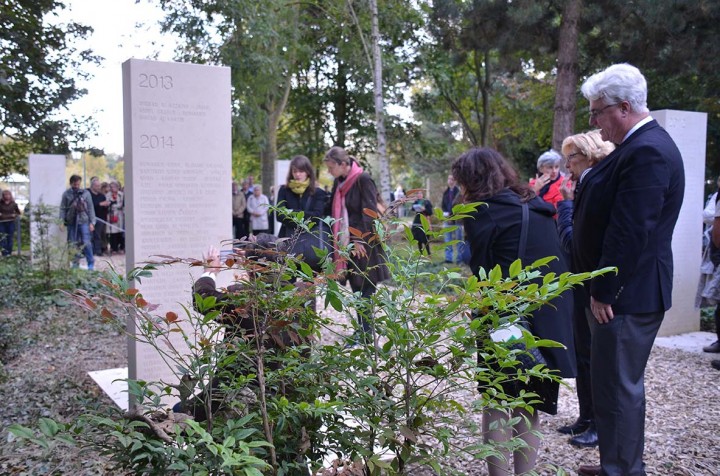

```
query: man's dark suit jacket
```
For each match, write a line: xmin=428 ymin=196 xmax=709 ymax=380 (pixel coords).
xmin=572 ymin=119 xmax=685 ymax=315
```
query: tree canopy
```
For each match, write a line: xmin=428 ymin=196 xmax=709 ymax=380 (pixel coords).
xmin=0 ymin=0 xmax=97 ymax=178
xmin=4 ymin=0 xmax=718 ymax=186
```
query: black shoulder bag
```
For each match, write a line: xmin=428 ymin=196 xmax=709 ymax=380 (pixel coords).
xmin=491 ymin=202 xmax=548 ymax=369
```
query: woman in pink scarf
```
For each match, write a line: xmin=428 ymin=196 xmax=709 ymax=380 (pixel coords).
xmin=324 ymin=146 xmax=390 ymax=344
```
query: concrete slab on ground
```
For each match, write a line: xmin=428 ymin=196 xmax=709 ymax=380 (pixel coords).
xmin=654 ymin=331 xmax=716 ymax=354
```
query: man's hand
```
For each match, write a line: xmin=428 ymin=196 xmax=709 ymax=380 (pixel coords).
xmin=560 ymin=177 xmax=575 ymax=201
xmin=590 ymin=296 xmax=614 ymax=324
xmin=89 ymin=223 xmax=95 ymax=232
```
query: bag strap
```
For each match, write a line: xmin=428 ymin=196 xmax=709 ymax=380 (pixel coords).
xmin=518 ymin=202 xmax=529 ymax=260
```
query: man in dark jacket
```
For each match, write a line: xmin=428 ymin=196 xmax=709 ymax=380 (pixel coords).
xmin=88 ymin=177 xmax=110 ymax=256
xmin=60 ymin=175 xmax=96 ymax=270
xmin=573 ymin=64 xmax=685 ymax=476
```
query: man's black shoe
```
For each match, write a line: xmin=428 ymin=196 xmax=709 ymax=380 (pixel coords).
xmin=578 ymin=464 xmax=601 ymax=476
xmin=712 ymin=359 xmax=720 ymax=370
xmin=557 ymin=418 xmax=591 ymax=435
xmin=569 ymin=424 xmax=599 ymax=448
xmin=703 ymin=340 xmax=720 ymax=353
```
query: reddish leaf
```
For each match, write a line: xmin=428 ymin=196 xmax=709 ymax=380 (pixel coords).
xmin=363 ymin=208 xmax=379 ymax=219
xmin=165 ymin=312 xmax=179 ymax=323
xmin=126 ymin=288 xmax=139 ymax=296
xmin=100 ymin=308 xmax=114 ymax=320
xmin=85 ymin=298 xmax=97 ymax=310
xmin=223 ymin=258 xmax=236 ymax=267
xmin=136 ymin=297 xmax=148 ymax=308
xmin=348 ymin=226 xmax=363 ymax=238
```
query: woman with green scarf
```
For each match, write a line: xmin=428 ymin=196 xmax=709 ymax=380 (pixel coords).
xmin=276 ymin=155 xmax=328 ymax=239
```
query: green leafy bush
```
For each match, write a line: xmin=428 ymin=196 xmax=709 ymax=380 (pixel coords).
xmin=9 ymin=205 xmax=610 ymax=475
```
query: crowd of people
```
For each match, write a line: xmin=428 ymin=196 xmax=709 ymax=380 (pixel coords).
xmin=59 ymin=175 xmax=125 ymax=270
xmin=196 ymin=63 xmax=689 ymax=476
xmin=1 ymin=61 xmax=709 ymax=475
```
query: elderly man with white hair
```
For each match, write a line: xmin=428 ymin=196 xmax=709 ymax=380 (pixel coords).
xmin=572 ymin=64 xmax=685 ymax=476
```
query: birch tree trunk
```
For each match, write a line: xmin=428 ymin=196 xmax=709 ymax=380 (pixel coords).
xmin=261 ymin=74 xmax=292 ymax=195
xmin=369 ymin=0 xmax=391 ymax=203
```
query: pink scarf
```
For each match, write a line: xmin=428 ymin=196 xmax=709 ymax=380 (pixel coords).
xmin=331 ymin=161 xmax=364 ymax=270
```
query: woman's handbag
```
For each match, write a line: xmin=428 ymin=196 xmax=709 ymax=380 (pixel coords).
xmin=289 ymin=221 xmax=332 ymax=272
xmin=490 ymin=320 xmax=547 ymax=369
xmin=488 ymin=202 xmax=547 ymax=369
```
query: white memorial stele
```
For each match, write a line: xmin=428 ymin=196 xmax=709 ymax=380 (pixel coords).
xmin=28 ymin=154 xmax=67 ymax=263
xmin=90 ymin=59 xmax=232 ymax=410
xmin=652 ymin=110 xmax=707 ymax=337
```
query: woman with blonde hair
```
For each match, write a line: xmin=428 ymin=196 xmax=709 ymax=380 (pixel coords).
xmin=555 ymin=130 xmax=614 ymax=449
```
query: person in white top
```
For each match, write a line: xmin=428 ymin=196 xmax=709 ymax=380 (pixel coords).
xmin=246 ymin=186 xmax=269 ymax=235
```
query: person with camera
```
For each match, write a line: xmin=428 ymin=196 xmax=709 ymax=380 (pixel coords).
xmin=59 ymin=175 xmax=96 ymax=270
xmin=411 ymin=190 xmax=433 ymax=256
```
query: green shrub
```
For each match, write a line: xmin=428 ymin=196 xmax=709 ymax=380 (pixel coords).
xmin=9 ymin=206 xmax=610 ymax=475
xmin=700 ymin=307 xmax=717 ymax=333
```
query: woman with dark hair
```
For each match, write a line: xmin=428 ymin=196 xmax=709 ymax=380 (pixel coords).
xmin=324 ymin=146 xmax=390 ymax=343
xmin=276 ymin=155 xmax=328 ymax=239
xmin=451 ymin=147 xmax=575 ymax=476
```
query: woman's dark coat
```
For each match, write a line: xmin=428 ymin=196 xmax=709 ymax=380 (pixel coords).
xmin=327 ymin=172 xmax=390 ymax=288
xmin=464 ymin=189 xmax=576 ymax=378
xmin=276 ymin=186 xmax=328 ymax=238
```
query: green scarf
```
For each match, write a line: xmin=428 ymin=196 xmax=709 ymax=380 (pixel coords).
xmin=289 ymin=178 xmax=310 ymax=195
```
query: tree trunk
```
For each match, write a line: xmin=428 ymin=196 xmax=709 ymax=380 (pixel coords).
xmin=369 ymin=0 xmax=391 ymax=203
xmin=335 ymin=60 xmax=348 ymax=148
xmin=481 ymin=49 xmax=491 ymax=147
xmin=260 ymin=51 xmax=294 ymax=196
xmin=552 ymin=0 xmax=582 ymax=152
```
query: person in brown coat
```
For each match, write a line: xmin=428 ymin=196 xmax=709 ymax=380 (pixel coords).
xmin=324 ymin=146 xmax=390 ymax=343
xmin=0 ymin=190 xmax=21 ymax=256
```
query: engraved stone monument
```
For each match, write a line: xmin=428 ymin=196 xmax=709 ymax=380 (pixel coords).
xmin=122 ymin=59 xmax=231 ymax=407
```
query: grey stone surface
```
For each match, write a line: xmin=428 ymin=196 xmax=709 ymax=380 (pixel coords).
xmin=122 ymin=58 xmax=231 ymax=407
xmin=28 ymin=154 xmax=67 ymax=262
xmin=652 ymin=110 xmax=707 ymax=337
